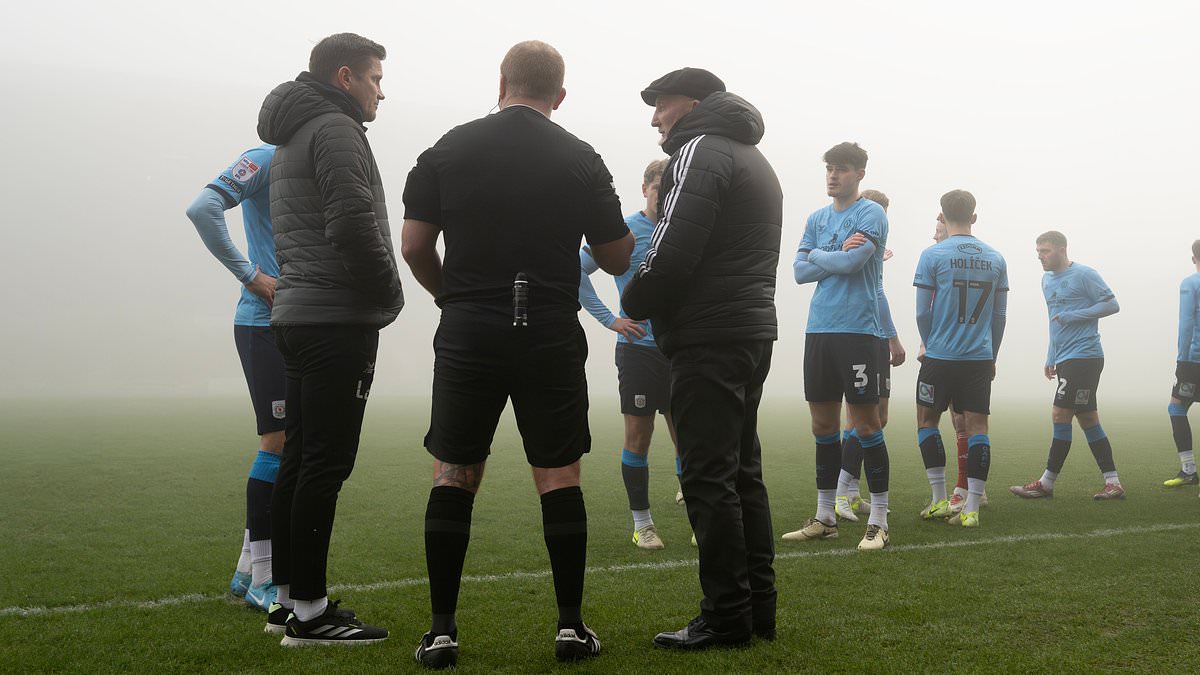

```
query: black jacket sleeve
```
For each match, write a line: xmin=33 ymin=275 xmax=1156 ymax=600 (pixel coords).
xmin=311 ymin=119 xmax=403 ymax=306
xmin=621 ymin=136 xmax=730 ymax=320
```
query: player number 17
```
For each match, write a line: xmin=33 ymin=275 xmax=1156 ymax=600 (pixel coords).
xmin=952 ymin=279 xmax=993 ymax=325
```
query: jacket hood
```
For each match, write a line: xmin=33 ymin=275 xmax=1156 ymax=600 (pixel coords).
xmin=258 ymin=72 xmax=365 ymax=145
xmin=662 ymin=91 xmax=764 ymax=155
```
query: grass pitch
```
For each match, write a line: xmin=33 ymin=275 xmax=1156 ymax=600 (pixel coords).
xmin=2 ymin=396 xmax=1199 ymax=673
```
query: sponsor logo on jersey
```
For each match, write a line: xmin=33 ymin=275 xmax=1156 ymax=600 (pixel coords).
xmin=1075 ymin=389 xmax=1091 ymax=405
xmin=956 ymin=243 xmax=983 ymax=255
xmin=918 ymin=381 xmax=935 ymax=404
xmin=634 ymin=394 xmax=646 ymax=408
xmin=232 ymin=156 xmax=260 ymax=182
xmin=272 ymin=400 xmax=286 ymax=419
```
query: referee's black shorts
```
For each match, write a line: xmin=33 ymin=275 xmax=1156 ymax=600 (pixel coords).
xmin=425 ymin=305 xmax=591 ymax=468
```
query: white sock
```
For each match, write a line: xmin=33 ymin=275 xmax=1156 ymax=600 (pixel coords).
xmin=848 ymin=477 xmax=861 ymax=499
xmin=293 ymin=597 xmax=329 ymax=622
xmin=926 ymin=467 xmax=947 ymax=502
xmin=275 ymin=584 xmax=294 ymax=609
xmin=1040 ymin=470 xmax=1058 ymax=489
xmin=236 ymin=529 xmax=252 ymax=574
xmin=1181 ymin=451 xmax=1196 ymax=474
xmin=1103 ymin=471 xmax=1120 ymax=485
xmin=632 ymin=509 xmax=653 ymax=531
xmin=965 ymin=478 xmax=985 ymax=513
xmin=953 ymin=486 xmax=968 ymax=498
xmin=816 ymin=489 xmax=836 ymax=525
xmin=868 ymin=491 xmax=889 ymax=529
xmin=836 ymin=470 xmax=854 ymax=500
xmin=249 ymin=539 xmax=272 ymax=587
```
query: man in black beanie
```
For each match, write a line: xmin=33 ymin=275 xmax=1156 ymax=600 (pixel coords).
xmin=623 ymin=67 xmax=783 ymax=649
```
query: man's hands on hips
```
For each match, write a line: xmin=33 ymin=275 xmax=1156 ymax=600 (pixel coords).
xmin=245 ymin=266 xmax=277 ymax=307
xmin=610 ymin=318 xmax=648 ymax=341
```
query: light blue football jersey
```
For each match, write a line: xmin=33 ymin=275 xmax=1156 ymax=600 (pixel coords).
xmin=579 ymin=211 xmax=657 ymax=347
xmin=799 ymin=198 xmax=888 ymax=336
xmin=1042 ymin=263 xmax=1114 ymax=364
xmin=913 ymin=235 xmax=1009 ymax=361
xmin=1179 ymin=272 xmax=1200 ymax=363
xmin=207 ymin=144 xmax=276 ymax=327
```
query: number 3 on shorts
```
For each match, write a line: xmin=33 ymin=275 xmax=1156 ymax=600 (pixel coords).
xmin=852 ymin=364 xmax=868 ymax=388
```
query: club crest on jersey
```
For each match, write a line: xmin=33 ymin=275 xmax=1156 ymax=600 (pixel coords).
xmin=1180 ymin=382 xmax=1196 ymax=397
xmin=634 ymin=394 xmax=646 ymax=408
xmin=1074 ymin=389 xmax=1091 ymax=405
xmin=272 ymin=400 xmax=286 ymax=419
xmin=918 ymin=382 xmax=935 ymax=404
xmin=232 ymin=156 xmax=260 ymax=182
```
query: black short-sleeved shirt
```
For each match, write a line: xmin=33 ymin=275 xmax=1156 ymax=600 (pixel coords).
xmin=403 ymin=105 xmax=628 ymax=314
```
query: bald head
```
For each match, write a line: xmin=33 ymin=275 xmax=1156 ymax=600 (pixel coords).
xmin=500 ymin=40 xmax=565 ymax=104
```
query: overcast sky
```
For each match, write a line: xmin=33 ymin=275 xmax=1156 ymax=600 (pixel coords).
xmin=2 ymin=0 xmax=1197 ymax=404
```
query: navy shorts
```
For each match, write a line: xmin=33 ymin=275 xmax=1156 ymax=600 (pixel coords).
xmin=916 ymin=358 xmax=993 ymax=415
xmin=804 ymin=333 xmax=881 ymax=404
xmin=1172 ymin=361 xmax=1200 ymax=402
xmin=877 ymin=338 xmax=892 ymax=399
xmin=615 ymin=343 xmax=671 ymax=416
xmin=234 ymin=325 xmax=287 ymax=435
xmin=1053 ymin=358 xmax=1103 ymax=412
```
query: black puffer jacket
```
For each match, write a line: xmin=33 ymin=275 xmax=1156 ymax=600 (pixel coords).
xmin=257 ymin=73 xmax=403 ymax=327
xmin=621 ymin=92 xmax=782 ymax=355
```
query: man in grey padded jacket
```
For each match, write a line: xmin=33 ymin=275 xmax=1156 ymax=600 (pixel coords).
xmin=254 ymin=32 xmax=403 ymax=647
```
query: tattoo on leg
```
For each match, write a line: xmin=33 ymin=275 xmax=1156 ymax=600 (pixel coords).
xmin=434 ymin=461 xmax=485 ymax=491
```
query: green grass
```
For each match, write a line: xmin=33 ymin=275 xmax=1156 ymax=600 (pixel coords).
xmin=3 ymin=397 xmax=1199 ymax=673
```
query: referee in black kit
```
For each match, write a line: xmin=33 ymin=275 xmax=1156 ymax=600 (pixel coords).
xmin=400 ymin=41 xmax=633 ymax=669
xmin=622 ymin=68 xmax=784 ymax=650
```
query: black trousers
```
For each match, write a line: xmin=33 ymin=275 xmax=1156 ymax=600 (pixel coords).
xmin=271 ymin=325 xmax=378 ymax=600
xmin=671 ymin=340 xmax=776 ymax=631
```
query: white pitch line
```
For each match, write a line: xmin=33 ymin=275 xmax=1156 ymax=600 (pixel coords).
xmin=4 ymin=522 xmax=1196 ymax=618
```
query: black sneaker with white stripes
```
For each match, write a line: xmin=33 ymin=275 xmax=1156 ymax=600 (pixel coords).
xmin=554 ymin=623 xmax=601 ymax=662
xmin=264 ymin=602 xmax=291 ymax=636
xmin=279 ymin=601 xmax=387 ymax=647
xmin=415 ymin=631 xmax=458 ymax=669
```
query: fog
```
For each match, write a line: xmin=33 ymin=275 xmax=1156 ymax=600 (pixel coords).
xmin=2 ymin=1 xmax=1196 ymax=406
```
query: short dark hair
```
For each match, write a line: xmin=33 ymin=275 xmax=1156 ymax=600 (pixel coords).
xmin=861 ymin=189 xmax=889 ymax=211
xmin=1036 ymin=230 xmax=1068 ymax=248
xmin=1192 ymin=239 xmax=1200 ymax=259
xmin=940 ymin=190 xmax=976 ymax=225
xmin=643 ymin=159 xmax=668 ymax=186
xmin=500 ymin=40 xmax=565 ymax=102
xmin=309 ymin=33 xmax=386 ymax=83
xmin=823 ymin=142 xmax=868 ymax=170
